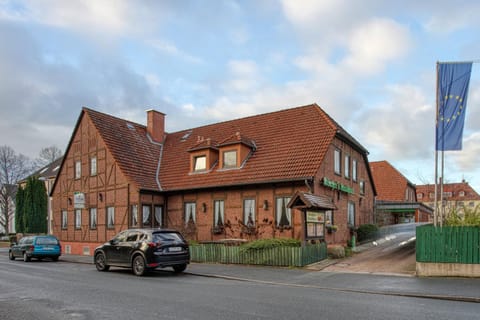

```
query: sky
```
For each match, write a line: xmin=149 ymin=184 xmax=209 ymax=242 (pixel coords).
xmin=1 ymin=0 xmax=480 ymax=192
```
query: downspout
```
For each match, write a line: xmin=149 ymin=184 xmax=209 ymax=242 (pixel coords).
xmin=304 ymin=178 xmax=314 ymax=193
xmin=147 ymin=134 xmax=163 ymax=191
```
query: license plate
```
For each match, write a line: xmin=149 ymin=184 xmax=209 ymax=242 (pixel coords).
xmin=42 ymin=247 xmax=54 ymax=250
xmin=169 ymin=247 xmax=182 ymax=252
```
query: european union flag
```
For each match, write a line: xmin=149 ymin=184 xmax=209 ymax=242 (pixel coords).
xmin=436 ymin=62 xmax=473 ymax=151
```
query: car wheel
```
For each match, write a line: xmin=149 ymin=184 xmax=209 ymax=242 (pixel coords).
xmin=23 ymin=252 xmax=31 ymax=262
xmin=132 ymin=255 xmax=147 ymax=276
xmin=173 ymin=264 xmax=187 ymax=273
xmin=8 ymin=251 xmax=15 ymax=261
xmin=95 ymin=252 xmax=110 ymax=272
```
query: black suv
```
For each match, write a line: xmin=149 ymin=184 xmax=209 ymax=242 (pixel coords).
xmin=94 ymin=229 xmax=190 ymax=276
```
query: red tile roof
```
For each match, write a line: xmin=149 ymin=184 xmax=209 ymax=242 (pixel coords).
xmin=158 ymin=104 xmax=338 ymax=190
xmin=416 ymin=182 xmax=480 ymax=201
xmin=370 ymin=160 xmax=414 ymax=201
xmin=84 ymin=108 xmax=162 ymax=191
xmin=60 ymin=104 xmax=371 ymax=193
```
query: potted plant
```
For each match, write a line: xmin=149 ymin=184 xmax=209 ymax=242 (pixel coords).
xmin=326 ymin=225 xmax=338 ymax=234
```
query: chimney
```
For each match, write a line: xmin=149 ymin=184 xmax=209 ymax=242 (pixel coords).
xmin=146 ymin=109 xmax=166 ymax=142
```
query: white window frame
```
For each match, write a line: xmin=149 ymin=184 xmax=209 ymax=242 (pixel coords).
xmin=194 ymin=155 xmax=207 ymax=171
xmin=75 ymin=209 xmax=81 ymax=229
xmin=90 ymin=156 xmax=97 ymax=176
xmin=90 ymin=207 xmax=97 ymax=229
xmin=352 ymin=159 xmax=357 ymax=182
xmin=61 ymin=210 xmax=68 ymax=229
xmin=75 ymin=160 xmax=81 ymax=179
xmin=131 ymin=205 xmax=138 ymax=227
xmin=344 ymin=155 xmax=350 ymax=179
xmin=107 ymin=207 xmax=115 ymax=228
xmin=142 ymin=205 xmax=151 ymax=227
xmin=184 ymin=202 xmax=196 ymax=225
xmin=243 ymin=199 xmax=256 ymax=226
xmin=276 ymin=197 xmax=292 ymax=227
xmin=348 ymin=201 xmax=355 ymax=227
xmin=334 ymin=149 xmax=341 ymax=175
xmin=154 ymin=205 xmax=163 ymax=227
xmin=223 ymin=150 xmax=237 ymax=168
xmin=214 ymin=200 xmax=225 ymax=227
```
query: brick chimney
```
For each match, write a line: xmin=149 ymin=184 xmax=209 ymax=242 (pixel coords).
xmin=146 ymin=109 xmax=166 ymax=142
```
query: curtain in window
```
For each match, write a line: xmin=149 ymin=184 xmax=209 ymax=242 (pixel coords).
xmin=143 ymin=205 xmax=151 ymax=225
xmin=131 ymin=205 xmax=138 ymax=227
xmin=107 ymin=207 xmax=115 ymax=228
xmin=154 ymin=206 xmax=162 ymax=227
xmin=244 ymin=199 xmax=255 ymax=226
xmin=276 ymin=197 xmax=291 ymax=226
xmin=90 ymin=208 xmax=97 ymax=228
xmin=185 ymin=203 xmax=196 ymax=225
xmin=214 ymin=200 xmax=224 ymax=226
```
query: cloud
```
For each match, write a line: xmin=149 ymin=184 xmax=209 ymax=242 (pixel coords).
xmin=149 ymin=39 xmax=203 ymax=64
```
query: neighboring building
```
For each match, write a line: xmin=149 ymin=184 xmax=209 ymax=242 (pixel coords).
xmin=0 ymin=184 xmax=17 ymax=234
xmin=18 ymin=157 xmax=63 ymax=234
xmin=416 ymin=180 xmax=480 ymax=217
xmin=370 ymin=161 xmax=431 ymax=226
xmin=51 ymin=104 xmax=376 ymax=255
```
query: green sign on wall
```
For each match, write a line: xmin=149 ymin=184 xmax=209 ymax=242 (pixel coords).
xmin=322 ymin=177 xmax=354 ymax=194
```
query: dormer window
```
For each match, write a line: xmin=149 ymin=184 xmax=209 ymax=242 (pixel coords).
xmin=194 ymin=155 xmax=207 ymax=171
xmin=223 ymin=150 xmax=237 ymax=169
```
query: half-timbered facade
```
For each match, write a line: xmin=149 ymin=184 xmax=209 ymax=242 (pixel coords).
xmin=51 ymin=104 xmax=376 ymax=255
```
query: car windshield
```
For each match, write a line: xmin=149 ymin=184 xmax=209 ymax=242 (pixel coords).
xmin=152 ymin=232 xmax=184 ymax=243
xmin=36 ymin=237 xmax=59 ymax=245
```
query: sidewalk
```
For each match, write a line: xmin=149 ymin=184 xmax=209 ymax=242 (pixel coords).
xmin=61 ymin=253 xmax=480 ymax=303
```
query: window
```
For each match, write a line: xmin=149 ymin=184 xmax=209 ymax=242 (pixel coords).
xmin=223 ymin=150 xmax=237 ymax=168
xmin=344 ymin=155 xmax=350 ymax=179
xmin=243 ymin=199 xmax=256 ymax=226
xmin=417 ymin=193 xmax=423 ymax=199
xmin=184 ymin=202 xmax=196 ymax=225
xmin=194 ymin=155 xmax=206 ymax=171
xmin=359 ymin=180 xmax=365 ymax=195
xmin=457 ymin=201 xmax=464 ymax=207
xmin=126 ymin=231 xmax=140 ymax=242
xmin=107 ymin=207 xmax=115 ymax=228
xmin=352 ymin=159 xmax=357 ymax=182
xmin=142 ymin=205 xmax=151 ymax=227
xmin=154 ymin=205 xmax=163 ymax=227
xmin=347 ymin=201 xmax=355 ymax=227
xmin=306 ymin=211 xmax=325 ymax=238
xmin=325 ymin=210 xmax=333 ymax=226
xmin=61 ymin=210 xmax=68 ymax=229
xmin=276 ymin=197 xmax=292 ymax=227
xmin=459 ymin=191 xmax=465 ymax=197
xmin=214 ymin=200 xmax=225 ymax=227
xmin=334 ymin=149 xmax=341 ymax=175
xmin=90 ymin=157 xmax=97 ymax=176
xmin=131 ymin=205 xmax=138 ymax=227
xmin=90 ymin=208 xmax=97 ymax=229
xmin=429 ymin=192 xmax=434 ymax=199
xmin=75 ymin=209 xmax=81 ymax=229
xmin=469 ymin=202 xmax=475 ymax=207
xmin=75 ymin=160 xmax=81 ymax=179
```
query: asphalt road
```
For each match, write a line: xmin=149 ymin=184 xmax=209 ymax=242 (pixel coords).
xmin=1 ymin=253 xmax=479 ymax=319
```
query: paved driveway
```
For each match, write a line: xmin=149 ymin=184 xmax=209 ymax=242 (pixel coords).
xmin=322 ymin=229 xmax=418 ymax=276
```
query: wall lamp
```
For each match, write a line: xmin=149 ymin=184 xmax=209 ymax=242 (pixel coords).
xmin=99 ymin=193 xmax=103 ymax=202
xmin=202 ymin=202 xmax=207 ymax=212
xmin=68 ymin=198 xmax=72 ymax=206
xmin=263 ymin=200 xmax=268 ymax=210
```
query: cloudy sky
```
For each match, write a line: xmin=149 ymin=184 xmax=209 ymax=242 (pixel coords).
xmin=1 ymin=0 xmax=480 ymax=191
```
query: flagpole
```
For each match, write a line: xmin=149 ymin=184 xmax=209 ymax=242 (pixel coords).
xmin=434 ymin=62 xmax=439 ymax=227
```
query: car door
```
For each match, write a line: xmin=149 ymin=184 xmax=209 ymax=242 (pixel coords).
xmin=117 ymin=231 xmax=140 ymax=266
xmin=104 ymin=231 xmax=128 ymax=265
xmin=12 ymin=237 xmax=26 ymax=257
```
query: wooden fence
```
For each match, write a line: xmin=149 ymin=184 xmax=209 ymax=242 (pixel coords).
xmin=189 ymin=242 xmax=327 ymax=267
xmin=416 ymin=225 xmax=480 ymax=264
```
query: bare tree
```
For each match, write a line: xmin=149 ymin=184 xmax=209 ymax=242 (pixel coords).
xmin=0 ymin=146 xmax=31 ymax=233
xmin=35 ymin=145 xmax=62 ymax=168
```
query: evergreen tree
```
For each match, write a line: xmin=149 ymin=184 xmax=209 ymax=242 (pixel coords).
xmin=23 ymin=177 xmax=47 ymax=233
xmin=15 ymin=186 xmax=25 ymax=233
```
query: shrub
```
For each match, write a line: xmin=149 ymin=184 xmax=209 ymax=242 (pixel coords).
xmin=356 ymin=224 xmax=379 ymax=242
xmin=445 ymin=205 xmax=480 ymax=226
xmin=240 ymin=238 xmax=301 ymax=252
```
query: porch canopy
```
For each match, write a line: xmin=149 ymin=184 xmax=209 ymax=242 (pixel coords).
xmin=287 ymin=191 xmax=336 ymax=210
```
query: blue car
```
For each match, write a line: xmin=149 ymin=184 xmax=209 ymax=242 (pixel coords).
xmin=9 ymin=235 xmax=61 ymax=262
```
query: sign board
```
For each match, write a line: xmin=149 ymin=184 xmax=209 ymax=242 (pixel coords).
xmin=306 ymin=211 xmax=325 ymax=223
xmin=74 ymin=192 xmax=85 ymax=209
xmin=322 ymin=177 xmax=354 ymax=194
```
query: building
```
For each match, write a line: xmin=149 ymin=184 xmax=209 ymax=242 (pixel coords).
xmin=0 ymin=184 xmax=17 ymax=234
xmin=370 ymin=161 xmax=431 ymax=226
xmin=51 ymin=104 xmax=376 ymax=255
xmin=416 ymin=180 xmax=480 ymax=217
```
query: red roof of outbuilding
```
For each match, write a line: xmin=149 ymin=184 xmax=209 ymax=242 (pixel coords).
xmin=370 ymin=160 xmax=414 ymax=201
